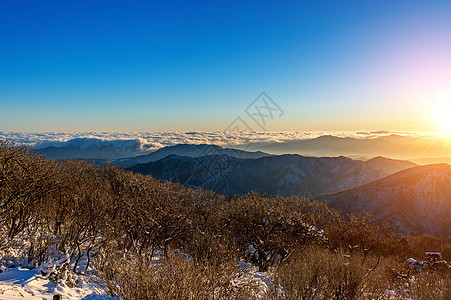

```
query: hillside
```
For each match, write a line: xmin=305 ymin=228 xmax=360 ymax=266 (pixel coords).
xmin=363 ymin=156 xmax=417 ymax=175
xmin=128 ymin=154 xmax=407 ymax=197
xmin=318 ymin=164 xmax=451 ymax=238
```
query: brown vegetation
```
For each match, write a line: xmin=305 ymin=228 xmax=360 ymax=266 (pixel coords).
xmin=0 ymin=140 xmax=449 ymax=299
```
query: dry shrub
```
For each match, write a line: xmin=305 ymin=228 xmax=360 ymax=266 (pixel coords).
xmin=405 ymin=271 xmax=451 ymax=300
xmin=403 ymin=235 xmax=451 ymax=261
xmin=390 ymin=250 xmax=451 ymax=300
xmin=382 ymin=265 xmax=450 ymax=300
xmin=323 ymin=212 xmax=395 ymax=257
xmin=0 ymin=140 xmax=54 ymax=239
xmin=223 ymin=193 xmax=331 ymax=272
xmin=95 ymin=250 xmax=258 ymax=300
xmin=270 ymin=245 xmax=387 ymax=300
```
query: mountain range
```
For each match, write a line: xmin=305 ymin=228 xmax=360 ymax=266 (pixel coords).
xmin=33 ymin=134 xmax=451 ymax=165
xmin=248 ymin=134 xmax=451 ymax=164
xmin=35 ymin=138 xmax=147 ymax=160
xmin=128 ymin=153 xmax=416 ymax=197
xmin=35 ymin=142 xmax=270 ymax=166
xmin=33 ymin=141 xmax=449 ymax=238
xmin=129 ymin=152 xmax=450 ymax=238
xmin=110 ymin=144 xmax=270 ymax=168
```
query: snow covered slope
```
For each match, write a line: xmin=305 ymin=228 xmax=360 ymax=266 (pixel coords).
xmin=0 ymin=265 xmax=112 ymax=299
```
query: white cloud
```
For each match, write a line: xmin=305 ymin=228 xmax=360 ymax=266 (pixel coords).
xmin=0 ymin=130 xmax=419 ymax=152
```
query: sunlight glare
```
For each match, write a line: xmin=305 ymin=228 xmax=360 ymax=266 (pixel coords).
xmin=433 ymin=95 xmax=451 ymax=135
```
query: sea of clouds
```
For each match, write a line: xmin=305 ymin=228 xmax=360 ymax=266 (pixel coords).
xmin=0 ymin=130 xmax=410 ymax=153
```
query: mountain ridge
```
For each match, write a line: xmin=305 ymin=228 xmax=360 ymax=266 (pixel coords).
xmin=128 ymin=153 xmax=415 ymax=197
xmin=258 ymin=134 xmax=450 ymax=164
xmin=110 ymin=144 xmax=270 ymax=168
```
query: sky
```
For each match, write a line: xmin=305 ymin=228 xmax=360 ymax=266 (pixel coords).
xmin=0 ymin=0 xmax=450 ymax=133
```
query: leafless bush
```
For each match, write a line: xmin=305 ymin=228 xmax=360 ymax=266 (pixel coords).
xmin=405 ymin=271 xmax=450 ymax=300
xmin=95 ymin=249 xmax=259 ymax=300
xmin=0 ymin=140 xmax=54 ymax=239
xmin=222 ymin=193 xmax=331 ymax=271
xmin=270 ymin=245 xmax=386 ymax=299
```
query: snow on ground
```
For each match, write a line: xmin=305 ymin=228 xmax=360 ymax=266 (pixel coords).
xmin=0 ymin=250 xmax=273 ymax=300
xmin=0 ymin=235 xmax=114 ymax=300
xmin=0 ymin=265 xmax=113 ymax=300
xmin=0 ymin=260 xmax=271 ymax=300
xmin=236 ymin=260 xmax=273 ymax=298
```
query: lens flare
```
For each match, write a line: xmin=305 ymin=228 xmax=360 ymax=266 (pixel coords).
xmin=434 ymin=99 xmax=451 ymax=134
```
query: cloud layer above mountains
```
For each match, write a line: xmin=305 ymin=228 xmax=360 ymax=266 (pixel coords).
xmin=0 ymin=130 xmax=405 ymax=151
xmin=1 ymin=131 xmax=447 ymax=164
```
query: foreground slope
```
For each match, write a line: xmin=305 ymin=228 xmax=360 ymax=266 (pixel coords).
xmin=318 ymin=164 xmax=451 ymax=238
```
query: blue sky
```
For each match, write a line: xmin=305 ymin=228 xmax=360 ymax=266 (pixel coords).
xmin=1 ymin=0 xmax=450 ymax=132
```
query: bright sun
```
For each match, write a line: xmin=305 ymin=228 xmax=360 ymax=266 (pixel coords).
xmin=434 ymin=99 xmax=451 ymax=133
